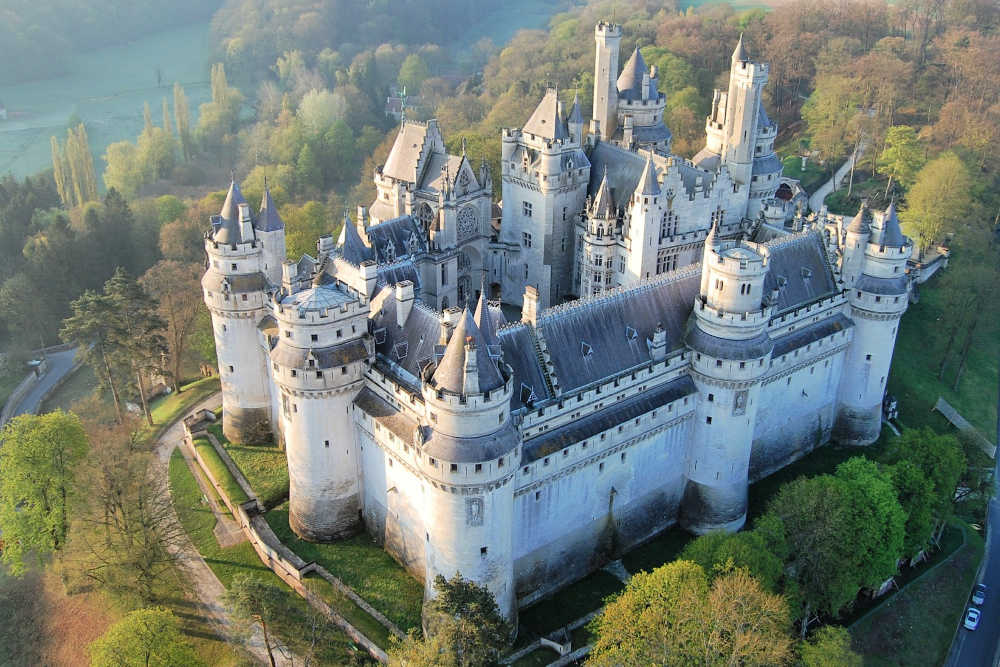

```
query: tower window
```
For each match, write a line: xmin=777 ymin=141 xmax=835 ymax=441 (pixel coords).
xmin=285 ymin=330 xmax=291 ymax=338
xmin=316 ymin=371 xmax=323 ymax=378
xmin=290 ymin=370 xmax=297 ymax=377
xmin=481 ymin=546 xmax=488 ymax=557
xmin=535 ymin=491 xmax=541 ymax=501
xmin=706 ymin=416 xmax=712 ymax=424
xmin=708 ymin=393 xmax=714 ymax=402
xmin=716 ymin=359 xmax=723 ymax=367
xmin=324 ymin=440 xmax=329 ymax=447
xmin=241 ymin=294 xmax=248 ymax=301
xmin=475 ymin=463 xmax=483 ymax=473
xmin=311 ymin=334 xmax=318 ymax=342
xmin=450 ymin=463 xmax=458 ymax=472
xmin=523 ymin=232 xmax=532 ymax=248
xmin=228 ymin=365 xmax=234 ymax=373
xmin=231 ymin=263 xmax=237 ymax=270
xmin=522 ymin=201 xmax=533 ymax=217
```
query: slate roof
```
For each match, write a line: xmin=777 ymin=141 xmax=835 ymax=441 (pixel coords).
xmin=214 ymin=181 xmax=247 ymax=244
xmin=497 ymin=324 xmax=551 ymax=409
xmin=771 ymin=313 xmax=853 ymax=358
xmin=366 ymin=215 xmax=426 ymax=264
xmin=686 ymin=320 xmax=773 ymax=360
xmin=370 ymin=289 xmax=442 ymax=387
xmin=757 ymin=105 xmax=775 ymax=130
xmin=474 ymin=291 xmax=499 ymax=346
xmin=856 ymin=274 xmax=908 ymax=296
xmin=523 ymin=89 xmax=569 ymax=141
xmin=567 ymin=93 xmax=584 ymax=125
xmin=758 ymin=231 xmax=838 ymax=314
xmin=270 ymin=339 xmax=369 ymax=370
xmin=636 ymin=154 xmax=661 ymax=196
xmin=418 ymin=152 xmax=463 ymax=193
xmin=617 ymin=47 xmax=649 ymax=101
xmin=431 ymin=308 xmax=504 ymax=394
xmin=377 ymin=261 xmax=421 ymax=290
xmin=280 ymin=284 xmax=354 ymax=311
xmin=692 ymin=149 xmax=722 ymax=171
xmin=203 ymin=271 xmax=268 ymax=294
xmin=524 ymin=376 xmax=696 ymax=462
xmin=588 ymin=143 xmax=701 ymax=203
xmin=751 ymin=153 xmax=783 ymax=176
xmin=534 ymin=266 xmax=701 ymax=393
xmin=355 ymin=387 xmax=417 ymax=443
xmin=628 ymin=123 xmax=672 ymax=144
xmin=420 ymin=421 xmax=519 ymax=463
xmin=733 ymin=33 xmax=749 ymax=62
xmin=590 ymin=168 xmax=615 ymax=218
xmin=876 ymin=202 xmax=906 ymax=248
xmin=383 ymin=121 xmax=443 ymax=183
xmin=846 ymin=204 xmax=870 ymax=234
xmin=256 ymin=187 xmax=284 ymax=232
xmin=338 ymin=216 xmax=375 ymax=266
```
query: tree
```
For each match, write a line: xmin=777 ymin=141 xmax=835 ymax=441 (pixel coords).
xmin=398 ymin=54 xmax=431 ymax=93
xmin=901 ymin=153 xmax=972 ymax=253
xmin=50 ymin=135 xmax=72 ymax=207
xmin=887 ymin=460 xmax=935 ymax=556
xmin=61 ymin=290 xmax=129 ymax=421
xmin=140 ymin=261 xmax=204 ymax=393
xmin=65 ymin=123 xmax=99 ymax=204
xmin=173 ymin=82 xmax=194 ymax=161
xmin=0 ymin=411 xmax=87 ymax=573
xmin=225 ymin=574 xmax=287 ymax=667
xmin=680 ymin=528 xmax=784 ymax=592
xmin=877 ymin=125 xmax=925 ymax=197
xmin=392 ymin=574 xmax=510 ymax=667
xmin=799 ymin=626 xmax=862 ymax=667
xmin=589 ymin=561 xmax=793 ymax=666
xmin=88 ymin=607 xmax=202 ymax=667
xmin=103 ymin=140 xmax=144 ymax=199
xmin=801 ymin=75 xmax=863 ymax=160
xmin=295 ymin=143 xmax=323 ymax=193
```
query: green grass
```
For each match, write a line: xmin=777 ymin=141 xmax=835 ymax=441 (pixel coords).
xmin=265 ymin=503 xmax=424 ymax=633
xmin=207 ymin=422 xmax=289 ymax=508
xmin=303 ymin=575 xmax=393 ymax=649
xmin=148 ymin=376 xmax=220 ymax=429
xmin=191 ymin=437 xmax=248 ymax=505
xmin=781 ymin=154 xmax=834 ymax=192
xmin=511 ymin=646 xmax=561 ymax=666
xmin=621 ymin=527 xmax=693 ymax=575
xmin=168 ymin=448 xmax=370 ymax=665
xmin=518 ymin=570 xmax=625 ymax=639
xmin=38 ymin=363 xmax=99 ymax=413
xmin=850 ymin=522 xmax=984 ymax=666
xmin=888 ymin=274 xmax=998 ymax=437
xmin=0 ymin=365 xmax=26 ymax=413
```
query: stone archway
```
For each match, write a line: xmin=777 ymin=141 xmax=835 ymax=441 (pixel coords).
xmin=417 ymin=202 xmax=435 ymax=233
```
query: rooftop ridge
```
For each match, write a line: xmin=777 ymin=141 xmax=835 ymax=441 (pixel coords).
xmin=538 ymin=264 xmax=701 ymax=323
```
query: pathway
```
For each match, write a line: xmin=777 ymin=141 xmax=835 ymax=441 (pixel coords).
xmin=934 ymin=397 xmax=996 ymax=459
xmin=808 ymin=141 xmax=865 ymax=213
xmin=5 ymin=347 xmax=80 ymax=420
xmin=152 ymin=392 xmax=294 ymax=667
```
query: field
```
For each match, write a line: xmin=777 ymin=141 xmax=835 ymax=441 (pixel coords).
xmin=0 ymin=22 xmax=212 ymax=179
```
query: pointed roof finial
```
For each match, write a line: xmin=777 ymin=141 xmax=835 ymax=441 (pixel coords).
xmin=461 ymin=136 xmax=467 ymax=157
xmin=733 ymin=33 xmax=749 ymax=62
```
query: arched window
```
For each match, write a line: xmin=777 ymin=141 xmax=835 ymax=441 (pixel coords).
xmin=417 ymin=203 xmax=435 ymax=232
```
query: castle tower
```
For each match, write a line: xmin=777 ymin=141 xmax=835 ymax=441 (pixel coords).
xmin=500 ymin=88 xmax=590 ymax=309
xmin=567 ymin=92 xmax=585 ymax=147
xmin=680 ymin=227 xmax=773 ymax=534
xmin=579 ymin=169 xmax=619 ymax=296
xmin=256 ymin=185 xmax=286 ymax=287
xmin=624 ymin=154 xmax=664 ymax=283
xmin=721 ymin=35 xmax=768 ymax=187
xmin=592 ymin=21 xmax=622 ymax=140
xmin=203 ymin=180 xmax=273 ymax=443
xmin=419 ymin=309 xmax=518 ymax=623
xmin=271 ymin=270 xmax=372 ymax=540
xmin=834 ymin=202 xmax=912 ymax=445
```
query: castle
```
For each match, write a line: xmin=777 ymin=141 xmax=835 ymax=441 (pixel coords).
xmin=202 ymin=25 xmax=912 ymax=625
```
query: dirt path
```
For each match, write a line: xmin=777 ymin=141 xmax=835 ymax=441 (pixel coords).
xmin=152 ymin=393 xmax=294 ymax=667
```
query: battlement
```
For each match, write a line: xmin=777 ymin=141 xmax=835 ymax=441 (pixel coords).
xmin=595 ymin=20 xmax=622 ymax=37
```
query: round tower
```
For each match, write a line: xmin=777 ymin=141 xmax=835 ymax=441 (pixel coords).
xmin=271 ymin=277 xmax=372 ymax=540
xmin=680 ymin=230 xmax=773 ymax=534
xmin=835 ymin=203 xmax=911 ymax=445
xmin=580 ymin=169 xmax=618 ymax=297
xmin=592 ymin=20 xmax=622 ymax=140
xmin=419 ymin=309 xmax=518 ymax=625
xmin=203 ymin=181 xmax=273 ymax=443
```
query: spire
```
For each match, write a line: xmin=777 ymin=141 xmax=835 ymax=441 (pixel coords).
xmin=705 ymin=215 xmax=721 ymax=249
xmin=474 ymin=281 xmax=498 ymax=347
xmin=636 ymin=154 xmax=660 ymax=196
xmin=590 ymin=167 xmax=614 ymax=219
xmin=732 ymin=33 xmax=749 ymax=63
xmin=214 ymin=179 xmax=247 ymax=244
xmin=431 ymin=308 xmax=503 ymax=395
xmin=881 ymin=199 xmax=905 ymax=247
xmin=256 ymin=184 xmax=284 ymax=232
xmin=567 ymin=91 xmax=584 ymax=125
xmin=616 ymin=47 xmax=649 ymax=101
xmin=523 ymin=88 xmax=569 ymax=141
xmin=338 ymin=212 xmax=375 ymax=266
xmin=846 ymin=200 xmax=870 ymax=234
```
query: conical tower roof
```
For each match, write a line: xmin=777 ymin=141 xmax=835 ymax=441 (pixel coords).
xmin=474 ymin=286 xmax=498 ymax=347
xmin=590 ymin=168 xmax=614 ymax=219
xmin=881 ymin=200 xmax=906 ymax=247
xmin=214 ymin=180 xmax=247 ymax=244
xmin=567 ymin=91 xmax=584 ymax=125
xmin=431 ymin=308 xmax=504 ymax=395
xmin=617 ymin=47 xmax=649 ymax=101
xmin=846 ymin=202 xmax=870 ymax=234
xmin=732 ymin=33 xmax=749 ymax=63
xmin=257 ymin=186 xmax=285 ymax=232
xmin=636 ymin=154 xmax=660 ymax=196
xmin=338 ymin=213 xmax=375 ymax=266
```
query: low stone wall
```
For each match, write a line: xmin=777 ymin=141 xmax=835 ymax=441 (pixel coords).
xmin=181 ymin=423 xmax=392 ymax=662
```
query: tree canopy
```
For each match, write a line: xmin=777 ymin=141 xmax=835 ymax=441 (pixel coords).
xmin=88 ymin=607 xmax=202 ymax=667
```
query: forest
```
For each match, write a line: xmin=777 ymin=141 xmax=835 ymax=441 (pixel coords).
xmin=0 ymin=0 xmax=998 ymax=663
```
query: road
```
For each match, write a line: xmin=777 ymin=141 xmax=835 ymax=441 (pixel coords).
xmin=9 ymin=347 xmax=80 ymax=418
xmin=945 ymin=365 xmax=1000 ymax=666
xmin=808 ymin=142 xmax=865 ymax=213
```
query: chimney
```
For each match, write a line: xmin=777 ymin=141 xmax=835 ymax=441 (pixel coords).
xmin=641 ymin=72 xmax=650 ymax=101
xmin=238 ymin=202 xmax=254 ymax=243
xmin=622 ymin=115 xmax=634 ymax=149
xmin=357 ymin=205 xmax=369 ymax=228
xmin=316 ymin=234 xmax=334 ymax=258
xmin=396 ymin=280 xmax=414 ymax=328
xmin=462 ymin=337 xmax=479 ymax=395
xmin=439 ymin=308 xmax=461 ymax=345
xmin=522 ymin=285 xmax=539 ymax=325
xmin=649 ymin=323 xmax=667 ymax=361
xmin=281 ymin=260 xmax=297 ymax=293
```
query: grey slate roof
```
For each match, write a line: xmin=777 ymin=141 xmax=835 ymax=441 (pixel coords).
xmin=636 ymin=155 xmax=660 ymax=196
xmin=214 ymin=181 xmax=247 ymax=244
xmin=856 ymin=274 xmax=908 ymax=296
xmin=846 ymin=204 xmax=870 ymax=234
xmin=421 ymin=421 xmax=519 ymax=463
xmin=535 ymin=266 xmax=701 ymax=393
xmin=733 ymin=33 xmax=749 ymax=62
xmin=590 ymin=168 xmax=615 ymax=218
xmin=203 ymin=271 xmax=268 ymax=294
xmin=629 ymin=123 xmax=672 ymax=144
xmin=758 ymin=231 xmax=838 ymax=314
xmin=567 ymin=93 xmax=584 ymax=125
xmin=355 ymin=387 xmax=417 ymax=443
xmin=751 ymin=153 xmax=782 ymax=176
xmin=270 ymin=339 xmax=369 ymax=370
xmin=366 ymin=215 xmax=426 ymax=264
xmin=588 ymin=143 xmax=700 ymax=204
xmin=256 ymin=187 xmax=284 ymax=232
xmin=770 ymin=313 xmax=853 ymax=358
xmin=757 ymin=105 xmax=775 ymax=130
xmin=523 ymin=89 xmax=569 ymax=141
xmin=692 ymin=148 xmax=722 ymax=171
xmin=524 ymin=376 xmax=696 ymax=462
xmin=370 ymin=288 xmax=441 ymax=387
xmin=878 ymin=202 xmax=906 ymax=247
xmin=685 ymin=321 xmax=773 ymax=360
xmin=617 ymin=47 xmax=649 ymax=101
xmin=474 ymin=291 xmax=499 ymax=347
xmin=339 ymin=216 xmax=375 ymax=266
xmin=377 ymin=261 xmax=422 ymax=291
xmin=497 ymin=324 xmax=551 ymax=409
xmin=431 ymin=308 xmax=504 ymax=395
xmin=382 ymin=121 xmax=441 ymax=183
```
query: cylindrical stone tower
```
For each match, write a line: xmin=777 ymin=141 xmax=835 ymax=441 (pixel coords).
xmin=835 ymin=203 xmax=911 ymax=445
xmin=592 ymin=20 xmax=622 ymax=140
xmin=680 ymin=230 xmax=773 ymax=534
xmin=419 ymin=308 xmax=518 ymax=626
xmin=271 ymin=277 xmax=372 ymax=540
xmin=203 ymin=181 xmax=273 ymax=443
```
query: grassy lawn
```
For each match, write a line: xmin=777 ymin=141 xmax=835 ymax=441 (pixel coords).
xmin=265 ymin=503 xmax=424 ymax=633
xmin=621 ymin=527 xmax=693 ymax=575
xmin=147 ymin=376 xmax=220 ymax=432
xmin=888 ymin=274 xmax=998 ymax=437
xmin=169 ymin=448 xmax=369 ymax=665
xmin=207 ymin=421 xmax=289 ymax=508
xmin=303 ymin=575 xmax=393 ymax=649
xmin=511 ymin=646 xmax=561 ymax=666
xmin=192 ymin=437 xmax=249 ymax=505
xmin=781 ymin=154 xmax=834 ymax=192
xmin=518 ymin=570 xmax=624 ymax=639
xmin=850 ymin=523 xmax=984 ymax=666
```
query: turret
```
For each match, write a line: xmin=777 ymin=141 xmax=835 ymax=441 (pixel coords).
xmin=580 ymin=169 xmax=618 ymax=297
xmin=271 ymin=278 xmax=372 ymax=540
xmin=835 ymin=202 xmax=912 ymax=445
xmin=721 ymin=35 xmax=769 ymax=186
xmin=624 ymin=154 xmax=663 ymax=283
xmin=419 ymin=309 xmax=518 ymax=624
xmin=202 ymin=180 xmax=273 ymax=443
xmin=680 ymin=238 xmax=773 ymax=534
xmin=256 ymin=185 xmax=286 ymax=287
xmin=592 ymin=21 xmax=622 ymax=140
xmin=567 ymin=92 xmax=585 ymax=146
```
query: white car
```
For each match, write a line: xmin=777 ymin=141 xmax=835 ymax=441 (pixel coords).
xmin=973 ymin=584 xmax=987 ymax=606
xmin=965 ymin=607 xmax=981 ymax=630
